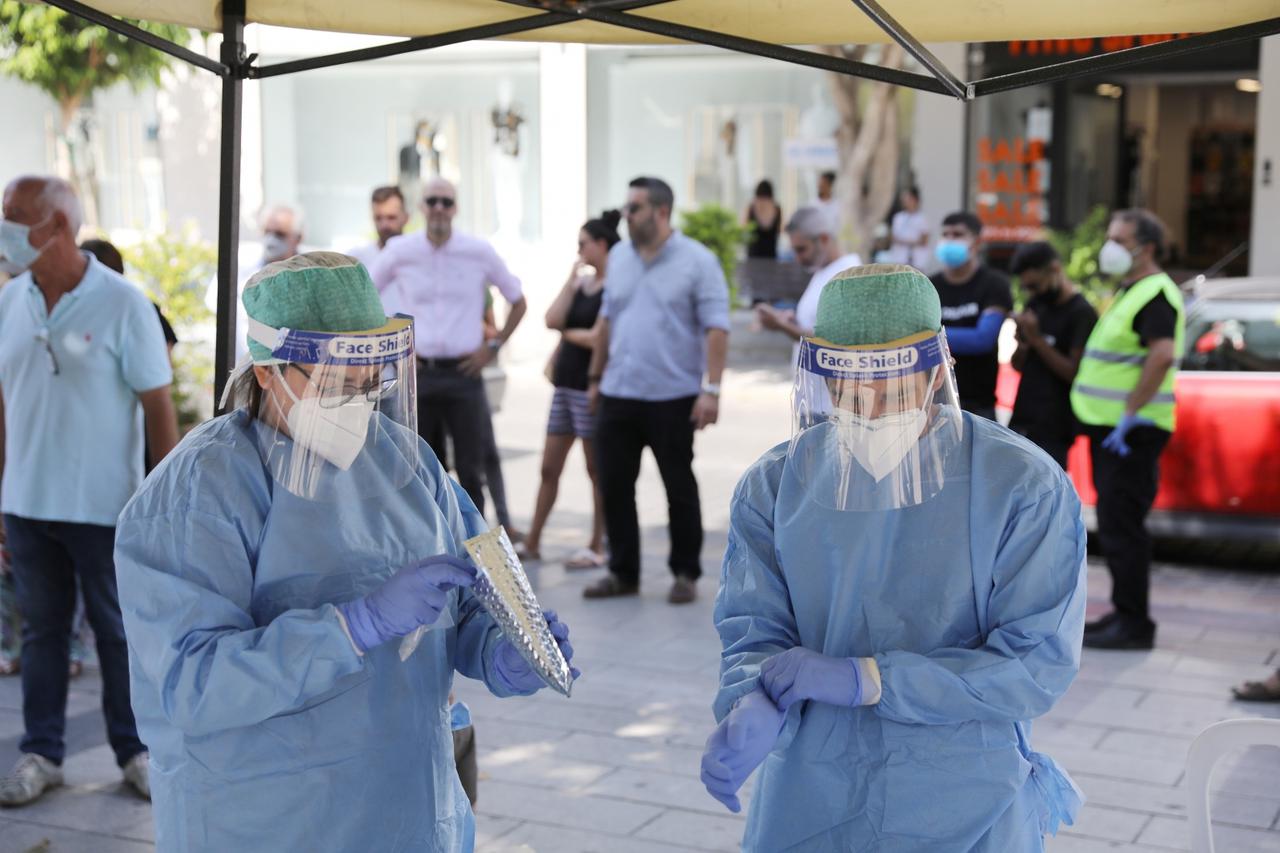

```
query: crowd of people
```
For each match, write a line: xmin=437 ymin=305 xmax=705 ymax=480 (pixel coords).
xmin=0 ymin=165 xmax=1273 ymax=851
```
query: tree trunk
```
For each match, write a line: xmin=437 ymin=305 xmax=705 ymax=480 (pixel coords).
xmin=824 ymin=46 xmax=906 ymax=260
xmin=56 ymin=96 xmax=101 ymax=233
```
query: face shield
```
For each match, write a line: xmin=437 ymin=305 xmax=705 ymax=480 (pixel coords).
xmin=788 ymin=330 xmax=964 ymax=511
xmin=229 ymin=314 xmax=420 ymax=502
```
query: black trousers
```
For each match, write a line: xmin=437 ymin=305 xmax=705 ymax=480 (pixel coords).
xmin=596 ymin=394 xmax=703 ymax=587
xmin=416 ymin=361 xmax=493 ymax=516
xmin=1084 ymin=424 xmax=1171 ymax=626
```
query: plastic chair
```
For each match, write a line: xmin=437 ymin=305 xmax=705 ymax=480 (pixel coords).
xmin=1186 ymin=717 xmax=1280 ymax=853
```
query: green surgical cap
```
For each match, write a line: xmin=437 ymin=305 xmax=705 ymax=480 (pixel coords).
xmin=242 ymin=251 xmax=388 ymax=362
xmin=813 ymin=263 xmax=942 ymax=346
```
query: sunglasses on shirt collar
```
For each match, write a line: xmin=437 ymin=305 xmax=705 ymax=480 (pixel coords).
xmin=423 ymin=196 xmax=456 ymax=209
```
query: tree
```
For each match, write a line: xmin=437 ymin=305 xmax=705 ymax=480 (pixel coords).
xmin=0 ymin=3 xmax=190 ymax=229
xmin=824 ymin=44 xmax=907 ymax=259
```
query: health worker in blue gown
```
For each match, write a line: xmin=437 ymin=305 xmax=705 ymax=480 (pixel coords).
xmin=114 ymin=252 xmax=577 ymax=852
xmin=700 ymin=263 xmax=1087 ymax=851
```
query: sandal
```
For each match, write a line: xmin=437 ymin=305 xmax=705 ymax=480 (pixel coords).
xmin=564 ymin=548 xmax=606 ymax=570
xmin=0 ymin=657 xmax=18 ymax=676
xmin=514 ymin=544 xmax=541 ymax=563
xmin=1232 ymin=673 xmax=1280 ymax=702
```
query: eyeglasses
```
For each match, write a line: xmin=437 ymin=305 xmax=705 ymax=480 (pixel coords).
xmin=623 ymin=202 xmax=647 ymax=215
xmin=34 ymin=327 xmax=59 ymax=375
xmin=286 ymin=363 xmax=399 ymax=408
xmin=423 ymin=196 xmax=456 ymax=210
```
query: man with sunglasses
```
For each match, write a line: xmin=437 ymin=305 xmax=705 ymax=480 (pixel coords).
xmin=0 ymin=175 xmax=177 ymax=805
xmin=370 ymin=176 xmax=526 ymax=517
xmin=583 ymin=176 xmax=730 ymax=605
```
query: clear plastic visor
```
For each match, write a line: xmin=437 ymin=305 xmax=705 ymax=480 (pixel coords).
xmin=232 ymin=315 xmax=421 ymax=501
xmin=788 ymin=331 xmax=964 ymax=511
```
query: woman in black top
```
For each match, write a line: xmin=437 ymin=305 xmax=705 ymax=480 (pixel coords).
xmin=517 ymin=211 xmax=619 ymax=567
xmin=745 ymin=179 xmax=782 ymax=259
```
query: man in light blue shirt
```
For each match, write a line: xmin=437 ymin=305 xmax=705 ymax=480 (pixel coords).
xmin=584 ymin=176 xmax=730 ymax=605
xmin=0 ymin=175 xmax=178 ymax=806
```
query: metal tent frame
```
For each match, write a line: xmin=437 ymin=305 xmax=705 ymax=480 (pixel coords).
xmin=29 ymin=0 xmax=1280 ymax=405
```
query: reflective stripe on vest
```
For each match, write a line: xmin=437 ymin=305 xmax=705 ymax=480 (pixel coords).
xmin=1070 ymin=272 xmax=1184 ymax=431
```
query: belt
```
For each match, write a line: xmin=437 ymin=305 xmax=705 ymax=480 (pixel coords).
xmin=417 ymin=356 xmax=465 ymax=370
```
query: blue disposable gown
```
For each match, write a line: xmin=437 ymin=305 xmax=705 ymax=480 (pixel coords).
xmin=715 ymin=414 xmax=1087 ymax=852
xmin=114 ymin=411 xmax=534 ymax=852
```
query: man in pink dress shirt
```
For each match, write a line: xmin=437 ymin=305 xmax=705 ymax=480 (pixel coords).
xmin=370 ymin=177 xmax=527 ymax=515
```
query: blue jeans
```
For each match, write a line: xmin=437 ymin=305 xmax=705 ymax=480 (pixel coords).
xmin=2 ymin=515 xmax=144 ymax=767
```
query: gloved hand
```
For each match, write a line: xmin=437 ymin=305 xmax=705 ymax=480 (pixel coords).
xmin=1101 ymin=413 xmax=1155 ymax=457
xmin=338 ymin=555 xmax=476 ymax=653
xmin=758 ymin=647 xmax=862 ymax=712
xmin=492 ymin=609 xmax=581 ymax=693
xmin=700 ymin=688 xmax=786 ymax=813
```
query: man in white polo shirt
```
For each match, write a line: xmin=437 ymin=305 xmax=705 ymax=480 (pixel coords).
xmin=0 ymin=175 xmax=178 ymax=805
xmin=371 ymin=176 xmax=526 ymax=515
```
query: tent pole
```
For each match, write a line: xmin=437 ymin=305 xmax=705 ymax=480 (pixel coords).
xmin=848 ymin=0 xmax=969 ymax=99
xmin=214 ymin=0 xmax=247 ymax=413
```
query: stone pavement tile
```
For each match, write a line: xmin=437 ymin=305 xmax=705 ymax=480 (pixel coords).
xmin=500 ymin=697 xmax=700 ymax=747
xmin=1095 ymin=729 xmax=1193 ymax=760
xmin=1053 ymin=685 xmax=1148 ymax=715
xmin=634 ymin=809 xmax=746 ymax=851
xmin=0 ymin=745 xmax=150 ymax=838
xmin=1064 ymin=803 xmax=1151 ymax=844
xmin=1160 ymin=640 xmax=1279 ymax=667
xmin=474 ymin=815 xmax=521 ymax=847
xmin=0 ymin=707 xmax=26 ymax=740
xmin=479 ymin=747 xmax=615 ymax=790
xmin=1200 ymin=627 xmax=1280 ymax=648
xmin=115 ymin=817 xmax=154 ymax=843
xmin=477 ymin=779 xmax=663 ymax=835
xmin=1205 ymin=750 xmax=1280 ymax=799
xmin=1171 ymin=655 xmax=1280 ymax=683
xmin=1048 ymin=834 xmax=1155 ymax=851
xmin=1139 ymin=814 xmax=1280 ymax=852
xmin=580 ymin=767 xmax=729 ymax=816
xmin=552 ymin=731 xmax=703 ymax=778
xmin=1075 ymin=667 xmax=1251 ymax=701
xmin=1057 ymin=748 xmax=1186 ymax=786
xmin=0 ymin=820 xmax=154 ymax=853
xmin=491 ymin=822 xmax=703 ymax=853
xmin=469 ymin=718 xmax=573 ymax=751
xmin=1076 ymin=772 xmax=1280 ymax=830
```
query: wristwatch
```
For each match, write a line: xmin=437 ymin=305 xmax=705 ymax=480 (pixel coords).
xmin=487 ymin=339 xmax=502 ymax=354
xmin=701 ymin=382 xmax=721 ymax=397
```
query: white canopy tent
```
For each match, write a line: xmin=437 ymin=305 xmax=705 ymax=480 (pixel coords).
xmin=24 ymin=0 xmax=1280 ymax=402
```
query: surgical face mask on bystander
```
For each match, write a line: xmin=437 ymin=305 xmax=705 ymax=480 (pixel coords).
xmin=934 ymin=239 xmax=971 ymax=270
xmin=0 ymin=218 xmax=51 ymax=272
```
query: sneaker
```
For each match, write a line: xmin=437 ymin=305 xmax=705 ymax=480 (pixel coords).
xmin=122 ymin=752 xmax=151 ymax=800
xmin=667 ymin=576 xmax=697 ymax=605
xmin=0 ymin=753 xmax=63 ymax=807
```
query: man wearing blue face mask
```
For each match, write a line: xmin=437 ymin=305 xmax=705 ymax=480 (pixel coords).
xmin=929 ymin=211 xmax=1013 ymax=419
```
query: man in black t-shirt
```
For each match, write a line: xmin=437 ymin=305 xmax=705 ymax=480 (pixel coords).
xmin=928 ymin=211 xmax=1013 ymax=419
xmin=1008 ymin=242 xmax=1098 ymax=467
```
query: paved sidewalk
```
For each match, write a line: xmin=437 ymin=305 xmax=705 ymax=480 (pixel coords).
xmin=0 ymin=363 xmax=1277 ymax=852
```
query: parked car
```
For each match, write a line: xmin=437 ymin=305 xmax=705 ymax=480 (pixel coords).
xmin=996 ymin=275 xmax=1280 ymax=562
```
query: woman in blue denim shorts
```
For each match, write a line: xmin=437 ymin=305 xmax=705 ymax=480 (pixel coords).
xmin=518 ymin=210 xmax=620 ymax=567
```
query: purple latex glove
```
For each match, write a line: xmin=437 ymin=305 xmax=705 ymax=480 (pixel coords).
xmin=492 ymin=609 xmax=580 ymax=693
xmin=700 ymin=688 xmax=786 ymax=813
xmin=758 ymin=647 xmax=862 ymax=712
xmin=338 ymin=555 xmax=475 ymax=653
xmin=1102 ymin=413 xmax=1155 ymax=457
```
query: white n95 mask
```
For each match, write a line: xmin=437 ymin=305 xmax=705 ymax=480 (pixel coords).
xmin=1098 ymin=240 xmax=1136 ymax=277
xmin=278 ymin=377 xmax=375 ymax=471
xmin=831 ymin=408 xmax=929 ymax=482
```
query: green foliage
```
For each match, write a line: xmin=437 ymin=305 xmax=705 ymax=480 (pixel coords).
xmin=1047 ymin=204 xmax=1115 ymax=310
xmin=121 ymin=227 xmax=216 ymax=432
xmin=0 ymin=3 xmax=189 ymax=111
xmin=679 ymin=203 xmax=752 ymax=306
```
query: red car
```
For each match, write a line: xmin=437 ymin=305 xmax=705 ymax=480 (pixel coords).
xmin=996 ymin=276 xmax=1280 ymax=561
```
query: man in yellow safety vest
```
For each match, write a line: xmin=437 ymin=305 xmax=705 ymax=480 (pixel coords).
xmin=1071 ymin=209 xmax=1184 ymax=651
